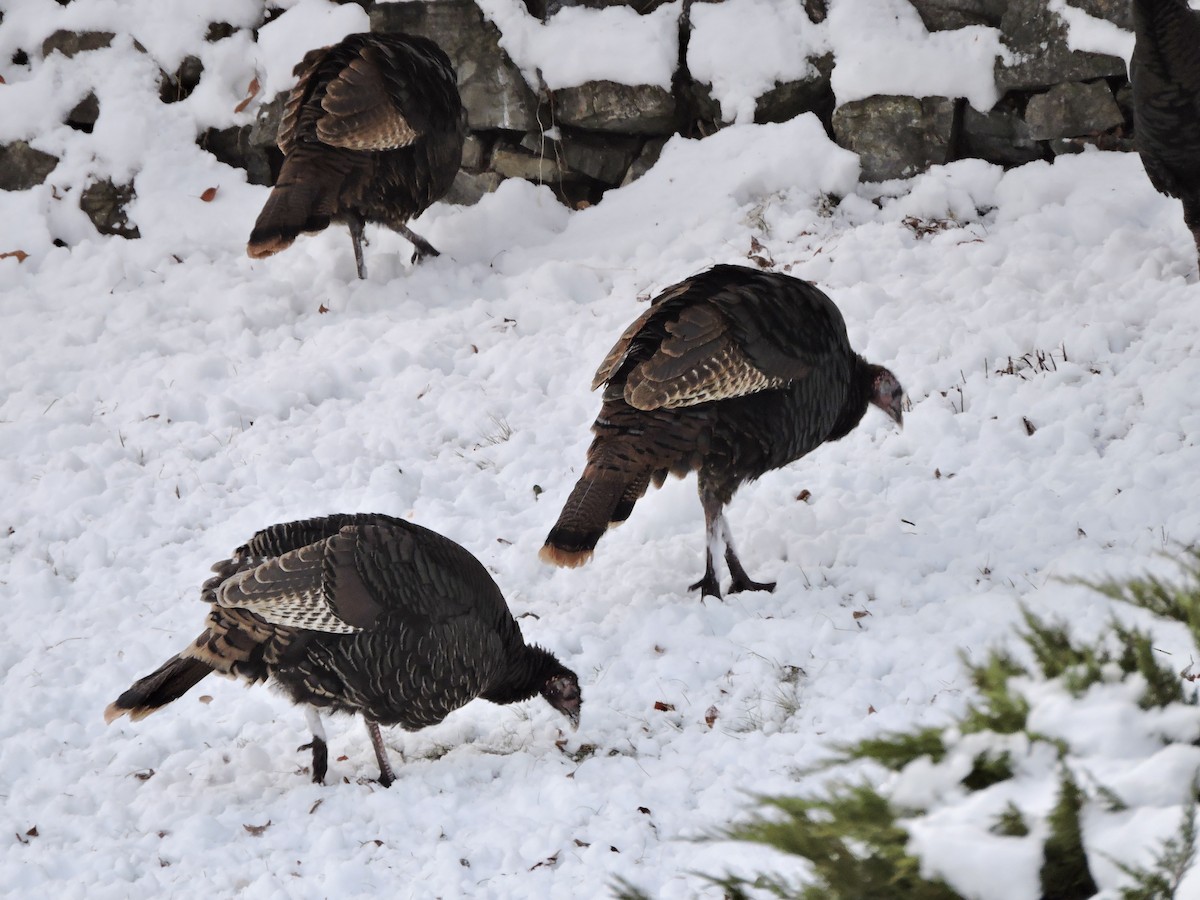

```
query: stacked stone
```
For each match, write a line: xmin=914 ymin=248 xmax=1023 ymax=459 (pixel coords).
xmin=1 ymin=0 xmax=1140 ymax=237
xmin=836 ymin=0 xmax=1130 ymax=181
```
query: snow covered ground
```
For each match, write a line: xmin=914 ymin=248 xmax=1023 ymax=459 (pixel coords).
xmin=4 ymin=1 xmax=1200 ymax=897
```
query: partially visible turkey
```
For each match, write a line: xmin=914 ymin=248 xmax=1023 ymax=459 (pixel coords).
xmin=105 ymin=514 xmax=580 ymax=787
xmin=540 ymin=265 xmax=903 ymax=599
xmin=246 ymin=33 xmax=466 ymax=279
xmin=1131 ymin=0 xmax=1200 ymax=267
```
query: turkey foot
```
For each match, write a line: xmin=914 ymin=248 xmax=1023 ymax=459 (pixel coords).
xmin=689 ymin=550 xmax=724 ymax=599
xmin=725 ymin=547 xmax=775 ymax=594
xmin=399 ymin=224 xmax=440 ymax=263
xmin=298 ymin=736 xmax=329 ymax=784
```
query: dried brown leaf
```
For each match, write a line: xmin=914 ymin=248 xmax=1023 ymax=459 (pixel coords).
xmin=704 ymin=705 xmax=718 ymax=728
xmin=243 ymin=821 xmax=271 ymax=836
xmin=234 ymin=76 xmax=260 ymax=114
xmin=200 ymin=187 xmax=217 ymax=202
xmin=0 ymin=250 xmax=29 ymax=263
xmin=653 ymin=700 xmax=674 ymax=712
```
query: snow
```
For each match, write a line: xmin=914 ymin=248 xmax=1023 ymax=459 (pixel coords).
xmin=825 ymin=0 xmax=1001 ymax=111
xmin=687 ymin=0 xmax=831 ymax=124
xmin=1050 ymin=0 xmax=1135 ymax=63
xmin=3 ymin=0 xmax=1200 ymax=897
xmin=475 ymin=0 xmax=680 ymax=91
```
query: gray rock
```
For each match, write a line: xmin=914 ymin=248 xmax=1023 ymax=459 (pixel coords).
xmin=552 ymin=81 xmax=676 ymax=134
xmin=205 ymin=22 xmax=237 ymax=42
xmin=1113 ymin=81 xmax=1133 ymax=124
xmin=1024 ymin=80 xmax=1124 ymax=140
xmin=832 ymin=95 xmax=958 ymax=182
xmin=491 ymin=142 xmax=564 ymax=182
xmin=675 ymin=78 xmax=727 ymax=137
xmin=622 ymin=136 xmax=669 ymax=186
xmin=461 ymin=132 xmax=487 ymax=170
xmin=443 ymin=169 xmax=504 ymax=205
xmin=198 ymin=126 xmax=277 ymax=186
xmin=754 ymin=54 xmax=834 ymax=125
xmin=525 ymin=0 xmax=661 ymax=17
xmin=67 ymin=92 xmax=99 ymax=132
xmin=560 ymin=132 xmax=639 ymax=184
xmin=996 ymin=0 xmax=1125 ymax=93
xmin=160 ymin=55 xmax=203 ymax=104
xmin=519 ymin=131 xmax=555 ymax=154
xmin=909 ymin=0 xmax=1006 ymax=30
xmin=961 ymin=102 xmax=1044 ymax=166
xmin=0 ymin=142 xmax=59 ymax=190
xmin=80 ymin=180 xmax=140 ymax=239
xmin=41 ymin=30 xmax=115 ymax=58
xmin=802 ymin=0 xmax=828 ymax=23
xmin=370 ymin=0 xmax=537 ymax=132
xmin=249 ymin=92 xmax=289 ymax=150
xmin=1065 ymin=0 xmax=1131 ymax=31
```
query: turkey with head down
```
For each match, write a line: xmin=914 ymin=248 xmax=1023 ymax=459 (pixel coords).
xmin=106 ymin=513 xmax=580 ymax=787
xmin=540 ymin=265 xmax=904 ymax=599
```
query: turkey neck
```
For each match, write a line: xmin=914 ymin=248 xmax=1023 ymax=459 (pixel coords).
xmin=824 ymin=354 xmax=875 ymax=443
xmin=480 ymin=644 xmax=564 ymax=706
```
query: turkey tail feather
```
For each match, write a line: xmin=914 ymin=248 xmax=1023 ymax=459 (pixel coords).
xmin=541 ymin=469 xmax=639 ymax=568
xmin=246 ymin=156 xmax=336 ymax=259
xmin=104 ymin=651 xmax=214 ymax=724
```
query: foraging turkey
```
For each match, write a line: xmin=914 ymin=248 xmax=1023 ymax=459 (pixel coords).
xmin=105 ymin=514 xmax=581 ymax=787
xmin=540 ymin=265 xmax=904 ymax=599
xmin=1131 ymin=0 xmax=1200 ymax=266
xmin=246 ymin=33 xmax=466 ymax=279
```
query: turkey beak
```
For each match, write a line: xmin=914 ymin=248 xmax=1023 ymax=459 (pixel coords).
xmin=885 ymin=390 xmax=904 ymax=429
xmin=561 ymin=695 xmax=581 ymax=730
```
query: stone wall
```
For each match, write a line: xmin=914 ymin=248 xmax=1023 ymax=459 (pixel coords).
xmin=3 ymin=0 xmax=1139 ymax=236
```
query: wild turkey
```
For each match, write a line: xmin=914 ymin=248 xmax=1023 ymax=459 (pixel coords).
xmin=105 ymin=514 xmax=581 ymax=787
xmin=1131 ymin=0 xmax=1200 ymax=266
xmin=246 ymin=33 xmax=466 ymax=279
xmin=540 ymin=265 xmax=904 ymax=599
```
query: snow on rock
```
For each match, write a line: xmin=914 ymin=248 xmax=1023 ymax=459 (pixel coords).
xmin=474 ymin=0 xmax=680 ymax=91
xmin=687 ymin=0 xmax=831 ymax=124
xmin=1049 ymin=0 xmax=1135 ymax=63
xmin=827 ymin=0 xmax=1002 ymax=110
